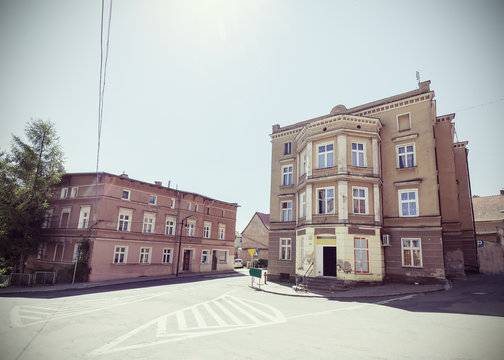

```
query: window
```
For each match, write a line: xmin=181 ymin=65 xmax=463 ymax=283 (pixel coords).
xmin=216 ymin=250 xmax=228 ymax=264
xmin=59 ymin=207 xmax=71 ymax=228
xmin=139 ymin=247 xmax=151 ymax=264
xmin=284 ymin=142 xmax=292 ymax=155
xmin=281 ymin=201 xmax=293 ymax=222
xmin=203 ymin=222 xmax=211 ymax=238
xmin=122 ymin=190 xmax=130 ymax=200
xmin=317 ymin=187 xmax=335 ymax=214
xmin=162 ymin=248 xmax=173 ymax=264
xmin=402 ymin=238 xmax=422 ymax=267
xmin=280 ymin=238 xmax=291 ymax=260
xmin=397 ymin=113 xmax=411 ymax=131
xmin=282 ymin=165 xmax=293 ymax=186
xmin=60 ymin=187 xmax=68 ymax=199
xmin=37 ymin=243 xmax=46 ymax=260
xmin=165 ymin=217 xmax=175 ymax=236
xmin=399 ymin=189 xmax=419 ymax=217
xmin=351 ymin=142 xmax=365 ymax=167
xmin=206 ymin=207 xmax=210 ymax=215
xmin=170 ymin=198 xmax=175 ymax=209
xmin=194 ymin=204 xmax=199 ymax=212
xmin=113 ymin=246 xmax=128 ymax=264
xmin=149 ymin=195 xmax=157 ymax=205
xmin=354 ymin=237 xmax=369 ymax=273
xmin=299 ymin=192 xmax=306 ymax=218
xmin=300 ymin=150 xmax=307 ymax=176
xmin=218 ymin=224 xmax=226 ymax=240
xmin=42 ymin=209 xmax=53 ymax=229
xmin=70 ymin=187 xmax=78 ymax=198
xmin=397 ymin=143 xmax=415 ymax=168
xmin=142 ymin=213 xmax=156 ymax=233
xmin=118 ymin=209 xmax=133 ymax=232
xmin=352 ymin=187 xmax=368 ymax=214
xmin=317 ymin=143 xmax=334 ymax=169
xmin=201 ymin=249 xmax=210 ymax=264
xmin=187 ymin=202 xmax=192 ymax=211
xmin=187 ymin=221 xmax=195 ymax=237
xmin=78 ymin=206 xmax=91 ymax=229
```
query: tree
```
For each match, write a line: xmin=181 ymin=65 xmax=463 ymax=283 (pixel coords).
xmin=0 ymin=119 xmax=64 ymax=273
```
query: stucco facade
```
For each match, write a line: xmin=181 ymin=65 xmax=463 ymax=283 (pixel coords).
xmin=268 ymin=81 xmax=477 ymax=284
xmin=28 ymin=172 xmax=238 ymax=282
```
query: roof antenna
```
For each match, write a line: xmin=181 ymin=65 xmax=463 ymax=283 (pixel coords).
xmin=416 ymin=70 xmax=420 ymax=85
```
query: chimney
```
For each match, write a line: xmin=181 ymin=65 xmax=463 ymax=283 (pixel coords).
xmin=155 ymin=181 xmax=162 ymax=186
xmin=500 ymin=190 xmax=504 ymax=196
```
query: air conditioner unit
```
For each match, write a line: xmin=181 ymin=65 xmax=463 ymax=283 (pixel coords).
xmin=381 ymin=234 xmax=391 ymax=246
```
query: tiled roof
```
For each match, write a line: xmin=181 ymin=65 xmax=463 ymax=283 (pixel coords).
xmin=472 ymin=195 xmax=504 ymax=222
xmin=256 ymin=212 xmax=270 ymax=229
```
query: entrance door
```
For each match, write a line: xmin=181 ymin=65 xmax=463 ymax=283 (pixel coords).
xmin=323 ymin=247 xmax=337 ymax=277
xmin=211 ymin=250 xmax=218 ymax=271
xmin=183 ymin=250 xmax=191 ymax=271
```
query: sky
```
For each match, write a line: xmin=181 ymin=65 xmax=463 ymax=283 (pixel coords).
xmin=1 ymin=0 xmax=503 ymax=232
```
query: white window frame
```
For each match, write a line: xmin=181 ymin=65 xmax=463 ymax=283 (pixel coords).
xmin=398 ymin=189 xmax=419 ymax=217
xmin=42 ymin=209 xmax=53 ymax=229
xmin=201 ymin=249 xmax=210 ymax=264
xmin=70 ymin=187 xmax=78 ymax=198
xmin=401 ymin=238 xmax=423 ymax=268
xmin=396 ymin=143 xmax=416 ymax=169
xmin=59 ymin=207 xmax=71 ymax=228
xmin=187 ymin=221 xmax=196 ymax=237
xmin=352 ymin=186 xmax=369 ymax=215
xmin=354 ymin=237 xmax=369 ymax=273
xmin=113 ymin=245 xmax=128 ymax=264
xmin=37 ymin=243 xmax=46 ymax=260
xmin=162 ymin=248 xmax=173 ymax=264
xmin=194 ymin=204 xmax=199 ymax=212
xmin=300 ymin=149 xmax=307 ymax=176
xmin=281 ymin=165 xmax=293 ymax=186
xmin=60 ymin=187 xmax=68 ymax=199
xmin=281 ymin=200 xmax=293 ymax=222
xmin=170 ymin=198 xmax=175 ymax=209
xmin=284 ymin=142 xmax=292 ymax=155
xmin=280 ymin=238 xmax=292 ymax=260
xmin=117 ymin=209 xmax=133 ymax=232
xmin=218 ymin=224 xmax=226 ymax=240
xmin=203 ymin=222 xmax=211 ymax=238
xmin=149 ymin=195 xmax=157 ymax=205
xmin=142 ymin=212 xmax=156 ymax=233
xmin=122 ymin=189 xmax=131 ymax=200
xmin=317 ymin=142 xmax=334 ymax=169
xmin=299 ymin=192 xmax=306 ymax=218
xmin=165 ymin=217 xmax=175 ymax=236
xmin=139 ymin=247 xmax=152 ymax=264
xmin=78 ymin=205 xmax=91 ymax=229
xmin=317 ymin=187 xmax=335 ymax=214
xmin=351 ymin=142 xmax=366 ymax=167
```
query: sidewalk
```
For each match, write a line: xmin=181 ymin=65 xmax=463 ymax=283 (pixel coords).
xmin=0 ymin=270 xmax=238 ymax=296
xmin=0 ymin=269 xmax=450 ymax=299
xmin=249 ymin=276 xmax=450 ymax=299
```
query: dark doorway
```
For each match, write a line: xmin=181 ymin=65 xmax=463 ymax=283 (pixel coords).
xmin=212 ymin=250 xmax=218 ymax=271
xmin=183 ymin=250 xmax=190 ymax=271
xmin=323 ymin=247 xmax=337 ymax=277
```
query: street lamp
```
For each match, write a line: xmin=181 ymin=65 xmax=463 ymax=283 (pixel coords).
xmin=176 ymin=215 xmax=196 ymax=277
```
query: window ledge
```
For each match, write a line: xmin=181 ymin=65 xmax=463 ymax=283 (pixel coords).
xmin=392 ymin=133 xmax=418 ymax=142
xmin=396 ymin=166 xmax=417 ymax=171
xmin=401 ymin=266 xmax=423 ymax=269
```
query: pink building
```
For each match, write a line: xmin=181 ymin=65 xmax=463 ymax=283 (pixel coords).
xmin=28 ymin=172 xmax=239 ymax=282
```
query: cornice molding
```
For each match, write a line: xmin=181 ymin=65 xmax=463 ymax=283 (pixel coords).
xmin=353 ymin=93 xmax=433 ymax=117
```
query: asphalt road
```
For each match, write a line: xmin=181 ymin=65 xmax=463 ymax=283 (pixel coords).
xmin=1 ymin=272 xmax=503 ymax=360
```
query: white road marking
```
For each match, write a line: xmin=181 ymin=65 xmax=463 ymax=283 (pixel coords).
xmin=375 ymin=294 xmax=417 ymax=305
xmin=91 ymin=292 xmax=287 ymax=356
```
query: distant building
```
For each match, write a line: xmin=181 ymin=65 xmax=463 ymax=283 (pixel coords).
xmin=238 ymin=212 xmax=270 ymax=265
xmin=268 ymin=81 xmax=477 ymax=285
xmin=473 ymin=191 xmax=504 ymax=274
xmin=28 ymin=172 xmax=239 ymax=282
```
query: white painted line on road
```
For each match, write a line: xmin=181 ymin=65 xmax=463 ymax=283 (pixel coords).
xmin=376 ymin=294 xmax=417 ymax=305
xmin=91 ymin=293 xmax=286 ymax=356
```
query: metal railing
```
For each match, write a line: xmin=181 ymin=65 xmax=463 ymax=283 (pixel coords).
xmin=295 ymin=262 xmax=314 ymax=291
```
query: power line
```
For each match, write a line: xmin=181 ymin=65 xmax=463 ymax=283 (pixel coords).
xmin=455 ymin=98 xmax=504 ymax=113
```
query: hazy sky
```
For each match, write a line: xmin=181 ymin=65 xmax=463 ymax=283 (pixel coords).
xmin=1 ymin=0 xmax=503 ymax=232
